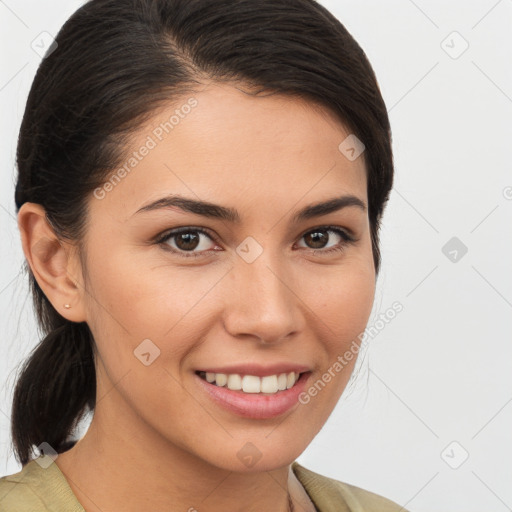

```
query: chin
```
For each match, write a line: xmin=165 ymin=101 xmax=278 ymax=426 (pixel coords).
xmin=191 ymin=430 xmax=311 ymax=474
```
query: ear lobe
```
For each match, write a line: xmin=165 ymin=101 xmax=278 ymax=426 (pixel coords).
xmin=17 ymin=202 xmax=87 ymax=322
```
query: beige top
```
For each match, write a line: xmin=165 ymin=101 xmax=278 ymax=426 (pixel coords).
xmin=0 ymin=455 xmax=408 ymax=511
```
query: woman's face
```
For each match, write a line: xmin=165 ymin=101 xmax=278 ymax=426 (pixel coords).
xmin=76 ymin=82 xmax=375 ymax=472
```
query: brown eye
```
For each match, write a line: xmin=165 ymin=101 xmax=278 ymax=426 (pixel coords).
xmin=174 ymin=232 xmax=201 ymax=251
xmin=303 ymin=229 xmax=330 ymax=249
xmin=297 ymin=226 xmax=354 ymax=255
xmin=156 ymin=228 xmax=218 ymax=258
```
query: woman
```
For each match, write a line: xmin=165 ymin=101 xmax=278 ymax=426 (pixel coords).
xmin=0 ymin=0 xmax=407 ymax=510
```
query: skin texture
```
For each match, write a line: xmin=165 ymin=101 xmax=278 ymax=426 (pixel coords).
xmin=18 ymin=82 xmax=376 ymax=512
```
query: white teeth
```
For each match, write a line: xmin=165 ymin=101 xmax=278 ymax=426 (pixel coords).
xmin=215 ymin=373 xmax=227 ymax=387
xmin=242 ymin=375 xmax=261 ymax=393
xmin=261 ymin=375 xmax=278 ymax=393
xmin=200 ymin=371 xmax=301 ymax=394
xmin=227 ymin=374 xmax=242 ymax=391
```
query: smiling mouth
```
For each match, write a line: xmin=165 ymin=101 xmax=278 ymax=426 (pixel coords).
xmin=196 ymin=370 xmax=304 ymax=395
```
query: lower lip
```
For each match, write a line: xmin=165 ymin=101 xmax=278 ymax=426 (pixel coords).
xmin=195 ymin=372 xmax=311 ymax=419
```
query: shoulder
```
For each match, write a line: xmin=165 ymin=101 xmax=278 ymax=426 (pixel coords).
xmin=0 ymin=460 xmax=46 ymax=511
xmin=0 ymin=456 xmax=84 ymax=511
xmin=292 ymin=462 xmax=409 ymax=512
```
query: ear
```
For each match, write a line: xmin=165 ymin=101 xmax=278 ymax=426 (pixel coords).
xmin=17 ymin=202 xmax=87 ymax=322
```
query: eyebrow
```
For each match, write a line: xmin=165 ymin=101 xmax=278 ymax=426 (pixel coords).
xmin=133 ymin=194 xmax=366 ymax=223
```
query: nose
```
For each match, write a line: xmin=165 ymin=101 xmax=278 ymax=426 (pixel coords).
xmin=222 ymin=249 xmax=305 ymax=345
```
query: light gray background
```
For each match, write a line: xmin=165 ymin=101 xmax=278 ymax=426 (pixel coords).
xmin=1 ymin=1 xmax=511 ymax=511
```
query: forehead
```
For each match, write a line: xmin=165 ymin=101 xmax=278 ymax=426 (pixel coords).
xmin=90 ymin=82 xmax=367 ymax=221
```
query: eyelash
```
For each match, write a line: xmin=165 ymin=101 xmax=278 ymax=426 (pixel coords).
xmin=154 ymin=225 xmax=356 ymax=259
xmin=155 ymin=226 xmax=357 ymax=258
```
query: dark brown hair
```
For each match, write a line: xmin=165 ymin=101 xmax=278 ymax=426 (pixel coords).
xmin=11 ymin=0 xmax=393 ymax=465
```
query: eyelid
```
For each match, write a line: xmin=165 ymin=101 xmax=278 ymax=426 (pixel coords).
xmin=154 ymin=226 xmax=219 ymax=249
xmin=156 ymin=225 xmax=217 ymax=240
xmin=155 ymin=224 xmax=357 ymax=257
xmin=304 ymin=224 xmax=356 ymax=239
xmin=294 ymin=225 xmax=356 ymax=255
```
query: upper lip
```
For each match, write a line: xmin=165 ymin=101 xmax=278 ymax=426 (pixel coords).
xmin=196 ymin=363 xmax=311 ymax=377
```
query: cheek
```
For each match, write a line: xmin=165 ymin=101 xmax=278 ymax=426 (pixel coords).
xmin=304 ymin=256 xmax=375 ymax=341
xmin=298 ymin=255 xmax=375 ymax=404
xmin=83 ymin=245 xmax=222 ymax=367
xmin=81 ymin=250 xmax=204 ymax=420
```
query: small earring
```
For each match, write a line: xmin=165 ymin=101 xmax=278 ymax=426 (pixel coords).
xmin=64 ymin=304 xmax=71 ymax=309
